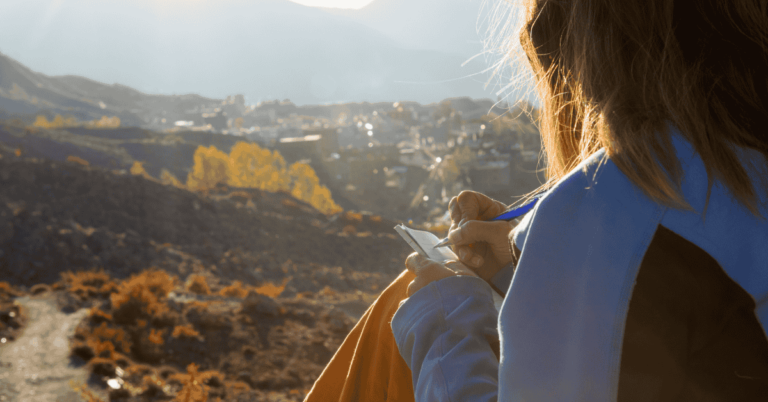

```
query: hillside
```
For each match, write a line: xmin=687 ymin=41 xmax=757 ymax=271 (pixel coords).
xmin=0 ymin=51 xmax=220 ymax=126
xmin=0 ymin=149 xmax=412 ymax=401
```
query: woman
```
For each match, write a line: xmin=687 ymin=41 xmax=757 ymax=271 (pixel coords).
xmin=307 ymin=0 xmax=768 ymax=400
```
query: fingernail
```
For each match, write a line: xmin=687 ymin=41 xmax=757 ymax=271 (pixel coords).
xmin=459 ymin=249 xmax=467 ymax=260
xmin=471 ymin=256 xmax=482 ymax=266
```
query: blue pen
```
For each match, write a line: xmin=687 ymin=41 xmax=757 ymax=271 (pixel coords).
xmin=432 ymin=194 xmax=543 ymax=249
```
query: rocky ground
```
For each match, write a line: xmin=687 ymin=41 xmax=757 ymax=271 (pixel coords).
xmin=0 ymin=152 xmax=414 ymax=401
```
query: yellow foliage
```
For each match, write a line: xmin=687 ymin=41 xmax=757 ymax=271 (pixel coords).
xmin=87 ymin=116 xmax=120 ymax=129
xmin=14 ymin=148 xmax=21 ymax=157
xmin=227 ymin=142 xmax=290 ymax=192
xmin=288 ymin=162 xmax=342 ymax=215
xmin=160 ymin=169 xmax=186 ymax=189
xmin=186 ymin=141 xmax=342 ymax=214
xmin=66 ymin=155 xmax=90 ymax=166
xmin=33 ymin=114 xmax=120 ymax=129
xmin=130 ymin=161 xmax=154 ymax=180
xmin=186 ymin=145 xmax=229 ymax=191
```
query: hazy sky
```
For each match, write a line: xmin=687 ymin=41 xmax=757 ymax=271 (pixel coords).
xmin=288 ymin=0 xmax=374 ymax=9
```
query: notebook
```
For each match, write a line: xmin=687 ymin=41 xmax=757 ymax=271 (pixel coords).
xmin=394 ymin=224 xmax=504 ymax=311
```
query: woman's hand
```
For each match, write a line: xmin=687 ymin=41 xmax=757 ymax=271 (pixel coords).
xmin=447 ymin=191 xmax=513 ymax=281
xmin=446 ymin=220 xmax=515 ymax=282
xmin=404 ymin=252 xmax=478 ymax=297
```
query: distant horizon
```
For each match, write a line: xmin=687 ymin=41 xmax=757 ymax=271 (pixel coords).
xmin=288 ymin=0 xmax=375 ymax=9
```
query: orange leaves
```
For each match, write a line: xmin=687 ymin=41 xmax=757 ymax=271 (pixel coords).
xmin=110 ymin=269 xmax=176 ymax=325
xmin=173 ymin=363 xmax=210 ymax=402
xmin=185 ymin=274 xmax=211 ymax=295
xmin=252 ymin=277 xmax=290 ymax=298
xmin=148 ymin=328 xmax=165 ymax=345
xmin=218 ymin=280 xmax=249 ymax=298
xmin=61 ymin=270 xmax=118 ymax=300
xmin=171 ymin=324 xmax=201 ymax=339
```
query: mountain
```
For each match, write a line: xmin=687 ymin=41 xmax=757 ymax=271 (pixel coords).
xmin=0 ymin=51 xmax=221 ymax=125
xmin=0 ymin=0 xmax=512 ymax=106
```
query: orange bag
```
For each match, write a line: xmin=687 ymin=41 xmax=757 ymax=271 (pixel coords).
xmin=304 ymin=270 xmax=416 ymax=402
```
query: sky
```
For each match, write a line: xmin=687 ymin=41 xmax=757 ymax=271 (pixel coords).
xmin=288 ymin=0 xmax=375 ymax=9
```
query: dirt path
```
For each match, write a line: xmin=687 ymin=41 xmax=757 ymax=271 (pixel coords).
xmin=0 ymin=296 xmax=99 ymax=402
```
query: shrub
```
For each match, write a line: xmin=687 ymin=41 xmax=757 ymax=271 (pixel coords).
xmin=185 ymin=275 xmax=210 ymax=295
xmin=172 ymin=363 xmax=209 ymax=402
xmin=110 ymin=270 xmax=176 ymax=325
xmin=61 ymin=270 xmax=117 ymax=300
xmin=66 ymin=155 xmax=90 ymax=166
xmin=252 ymin=278 xmax=289 ymax=298
xmin=219 ymin=281 xmax=249 ymax=298
xmin=148 ymin=328 xmax=165 ymax=345
xmin=171 ymin=324 xmax=201 ymax=339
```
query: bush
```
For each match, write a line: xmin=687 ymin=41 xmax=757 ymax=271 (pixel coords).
xmin=61 ymin=270 xmax=117 ymax=300
xmin=219 ymin=280 xmax=249 ymax=298
xmin=171 ymin=324 xmax=201 ymax=339
xmin=110 ymin=270 xmax=176 ymax=325
xmin=185 ymin=274 xmax=210 ymax=295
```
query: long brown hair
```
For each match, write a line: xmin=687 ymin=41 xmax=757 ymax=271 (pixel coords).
xmin=497 ymin=0 xmax=768 ymax=215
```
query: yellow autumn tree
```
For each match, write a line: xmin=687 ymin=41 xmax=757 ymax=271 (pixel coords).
xmin=186 ymin=145 xmax=229 ymax=191
xmin=288 ymin=162 xmax=342 ymax=215
xmin=33 ymin=114 xmax=77 ymax=129
xmin=227 ymin=142 xmax=290 ymax=192
xmin=87 ymin=116 xmax=121 ymax=129
xmin=186 ymin=142 xmax=342 ymax=215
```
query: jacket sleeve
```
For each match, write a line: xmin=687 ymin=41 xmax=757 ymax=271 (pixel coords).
xmin=391 ymin=275 xmax=500 ymax=402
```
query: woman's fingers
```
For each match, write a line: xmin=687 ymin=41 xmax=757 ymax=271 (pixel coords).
xmin=405 ymin=253 xmax=478 ymax=296
xmin=448 ymin=220 xmax=512 ymax=246
xmin=447 ymin=220 xmax=514 ymax=267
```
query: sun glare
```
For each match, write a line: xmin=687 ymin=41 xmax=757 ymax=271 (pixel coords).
xmin=288 ymin=0 xmax=375 ymax=9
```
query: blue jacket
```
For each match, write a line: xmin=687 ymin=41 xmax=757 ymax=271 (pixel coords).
xmin=391 ymin=130 xmax=768 ymax=401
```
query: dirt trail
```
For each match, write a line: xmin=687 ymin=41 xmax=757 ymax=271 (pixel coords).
xmin=0 ymin=296 xmax=98 ymax=402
